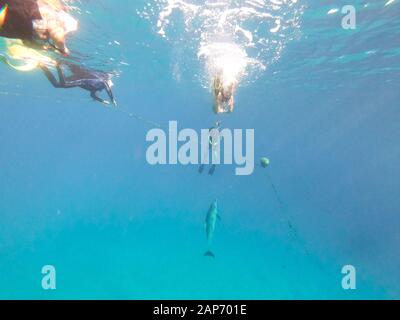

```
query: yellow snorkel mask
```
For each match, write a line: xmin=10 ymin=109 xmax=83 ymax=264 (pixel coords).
xmin=2 ymin=39 xmax=56 ymax=72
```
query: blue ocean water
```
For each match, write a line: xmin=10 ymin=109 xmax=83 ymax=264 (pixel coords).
xmin=0 ymin=0 xmax=399 ymax=299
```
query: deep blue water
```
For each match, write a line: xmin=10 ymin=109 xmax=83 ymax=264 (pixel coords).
xmin=0 ymin=0 xmax=399 ymax=299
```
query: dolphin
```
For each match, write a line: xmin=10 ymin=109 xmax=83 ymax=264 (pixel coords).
xmin=204 ymin=199 xmax=221 ymax=258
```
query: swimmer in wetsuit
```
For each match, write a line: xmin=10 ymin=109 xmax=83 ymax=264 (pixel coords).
xmin=40 ymin=61 xmax=117 ymax=106
xmin=199 ymin=121 xmax=222 ymax=175
xmin=0 ymin=0 xmax=77 ymax=55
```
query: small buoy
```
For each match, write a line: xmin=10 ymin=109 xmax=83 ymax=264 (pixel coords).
xmin=260 ymin=157 xmax=270 ymax=168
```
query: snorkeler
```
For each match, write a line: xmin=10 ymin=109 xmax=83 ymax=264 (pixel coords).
xmin=213 ymin=75 xmax=237 ymax=114
xmin=0 ymin=0 xmax=77 ymax=55
xmin=199 ymin=120 xmax=222 ymax=175
xmin=40 ymin=61 xmax=117 ymax=106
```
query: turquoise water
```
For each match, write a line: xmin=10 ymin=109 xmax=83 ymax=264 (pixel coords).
xmin=0 ymin=0 xmax=399 ymax=299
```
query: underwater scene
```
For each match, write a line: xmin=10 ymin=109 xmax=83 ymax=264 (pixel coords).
xmin=0 ymin=0 xmax=399 ymax=299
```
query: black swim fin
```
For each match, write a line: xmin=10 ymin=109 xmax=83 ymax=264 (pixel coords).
xmin=198 ymin=164 xmax=205 ymax=174
xmin=208 ymin=165 xmax=216 ymax=175
xmin=204 ymin=250 xmax=215 ymax=258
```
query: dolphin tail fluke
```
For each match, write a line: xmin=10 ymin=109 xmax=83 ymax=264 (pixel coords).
xmin=204 ymin=250 xmax=215 ymax=258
